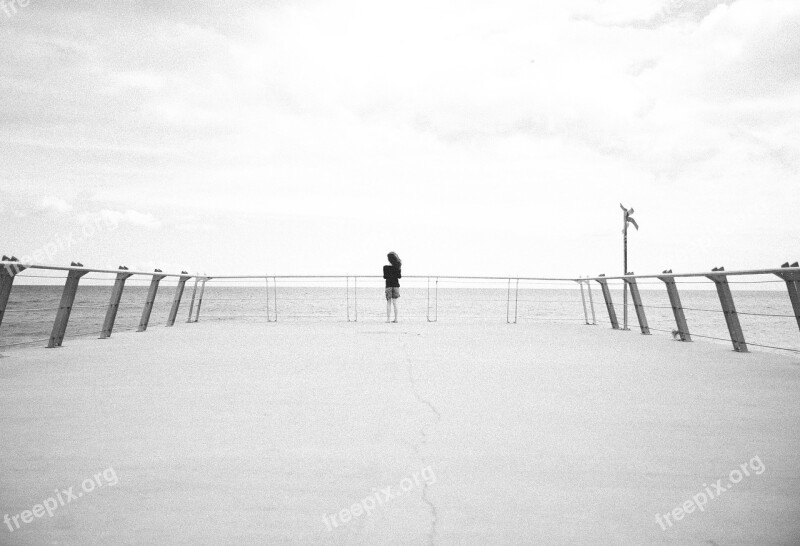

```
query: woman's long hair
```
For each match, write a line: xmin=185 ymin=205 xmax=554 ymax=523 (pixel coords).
xmin=387 ymin=252 xmax=401 ymax=267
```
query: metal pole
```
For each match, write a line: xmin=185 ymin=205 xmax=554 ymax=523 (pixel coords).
xmin=514 ymin=278 xmax=519 ymax=324
xmin=354 ymin=276 xmax=357 ymax=322
xmin=346 ymin=276 xmax=350 ymax=322
xmin=623 ymin=230 xmax=629 ymax=330
xmin=273 ymin=276 xmax=278 ymax=322
xmin=586 ymin=278 xmax=596 ymax=325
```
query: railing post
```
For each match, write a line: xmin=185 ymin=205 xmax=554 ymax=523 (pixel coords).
xmin=193 ymin=277 xmax=210 ymax=322
xmin=353 ymin=276 xmax=357 ymax=322
xmin=167 ymin=272 xmax=190 ymax=327
xmin=47 ymin=265 xmax=88 ymax=348
xmin=706 ymin=268 xmax=748 ymax=352
xmin=0 ymin=257 xmax=26 ymax=332
xmin=100 ymin=267 xmax=133 ymax=339
xmin=622 ymin=277 xmax=650 ymax=335
xmin=346 ymin=276 xmax=351 ymax=322
xmin=775 ymin=262 xmax=800 ymax=334
xmin=594 ymin=276 xmax=619 ymax=329
xmin=186 ymin=277 xmax=199 ymax=323
xmin=138 ymin=270 xmax=167 ymax=332
xmin=658 ymin=272 xmax=691 ymax=341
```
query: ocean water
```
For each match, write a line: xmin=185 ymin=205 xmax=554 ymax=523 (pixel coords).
xmin=2 ymin=278 xmax=799 ymax=356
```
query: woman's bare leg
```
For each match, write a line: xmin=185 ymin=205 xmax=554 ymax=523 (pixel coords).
xmin=392 ymin=298 xmax=399 ymax=322
xmin=386 ymin=298 xmax=392 ymax=322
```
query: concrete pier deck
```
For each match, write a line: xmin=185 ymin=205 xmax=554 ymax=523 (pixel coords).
xmin=1 ymin=321 xmax=799 ymax=545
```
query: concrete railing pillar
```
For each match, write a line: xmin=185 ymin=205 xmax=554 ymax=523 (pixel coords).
xmin=1 ymin=257 xmax=26 ymax=332
xmin=138 ymin=270 xmax=167 ymax=332
xmin=623 ymin=277 xmax=650 ymax=335
xmin=100 ymin=267 xmax=133 ymax=339
xmin=48 ymin=264 xmax=88 ymax=348
xmin=166 ymin=272 xmax=190 ymax=327
xmin=595 ymin=276 xmax=619 ymax=329
xmin=775 ymin=262 xmax=800 ymax=334
xmin=706 ymin=267 xmax=748 ymax=353
xmin=658 ymin=271 xmax=691 ymax=342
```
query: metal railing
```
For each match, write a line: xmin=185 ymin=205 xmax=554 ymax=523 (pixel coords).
xmin=196 ymin=275 xmax=580 ymax=324
xmin=2 ymin=257 xmax=799 ymax=355
xmin=579 ymin=264 xmax=800 ymax=353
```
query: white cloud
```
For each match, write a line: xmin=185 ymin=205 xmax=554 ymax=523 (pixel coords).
xmin=174 ymin=221 xmax=217 ymax=233
xmin=78 ymin=209 xmax=162 ymax=230
xmin=38 ymin=197 xmax=72 ymax=214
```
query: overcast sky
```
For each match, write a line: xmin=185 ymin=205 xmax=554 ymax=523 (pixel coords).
xmin=1 ymin=0 xmax=798 ymax=278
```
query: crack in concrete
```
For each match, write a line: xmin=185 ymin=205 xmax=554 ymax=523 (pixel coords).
xmin=401 ymin=339 xmax=441 ymax=546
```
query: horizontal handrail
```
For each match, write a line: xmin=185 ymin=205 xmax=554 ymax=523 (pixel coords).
xmin=582 ymin=267 xmax=800 ymax=281
xmin=2 ymin=261 xmax=193 ymax=279
xmin=5 ymin=260 xmax=799 ymax=282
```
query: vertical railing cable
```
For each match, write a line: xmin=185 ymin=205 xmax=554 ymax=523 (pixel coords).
xmin=187 ymin=277 xmax=199 ymax=323
xmin=506 ymin=278 xmax=511 ymax=323
xmin=427 ymin=276 xmax=431 ymax=322
xmin=265 ymin=275 xmax=271 ymax=322
xmin=586 ymin=277 xmax=597 ymax=325
xmin=273 ymin=276 xmax=278 ymax=322
xmin=579 ymin=279 xmax=589 ymax=325
xmin=435 ymin=277 xmax=438 ymax=322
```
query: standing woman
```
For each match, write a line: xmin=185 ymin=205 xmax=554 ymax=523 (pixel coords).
xmin=384 ymin=252 xmax=402 ymax=322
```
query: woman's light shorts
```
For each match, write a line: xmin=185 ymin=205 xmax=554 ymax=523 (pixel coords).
xmin=385 ymin=287 xmax=400 ymax=300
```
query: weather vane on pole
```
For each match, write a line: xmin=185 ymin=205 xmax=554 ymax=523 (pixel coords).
xmin=620 ymin=204 xmax=639 ymax=330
